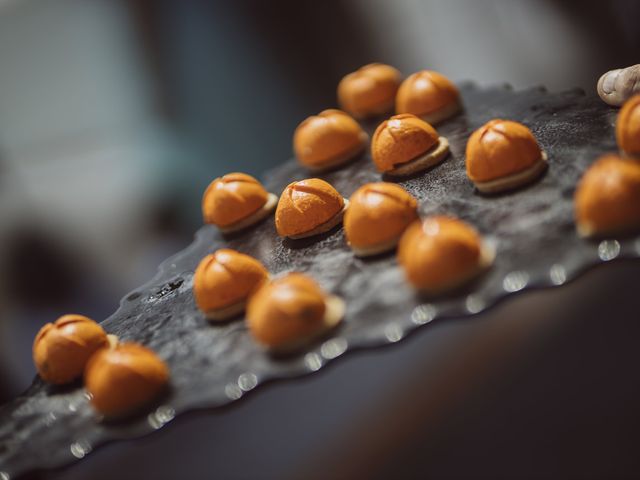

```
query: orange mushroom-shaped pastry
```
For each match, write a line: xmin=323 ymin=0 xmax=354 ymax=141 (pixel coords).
xmin=193 ymin=249 xmax=269 ymax=321
xmin=33 ymin=314 xmax=109 ymax=385
xmin=398 ymin=216 xmax=494 ymax=295
xmin=275 ymin=178 xmax=347 ymax=239
xmin=246 ymin=273 xmax=344 ymax=353
xmin=293 ymin=109 xmax=368 ymax=171
xmin=465 ymin=119 xmax=548 ymax=193
xmin=202 ymin=173 xmax=277 ymax=233
xmin=371 ymin=113 xmax=450 ymax=176
xmin=85 ymin=342 xmax=169 ymax=418
xmin=396 ymin=70 xmax=461 ymax=124
xmin=344 ymin=182 xmax=418 ymax=256
xmin=574 ymin=154 xmax=640 ymax=237
xmin=337 ymin=63 xmax=402 ymax=119
xmin=616 ymin=94 xmax=640 ymax=158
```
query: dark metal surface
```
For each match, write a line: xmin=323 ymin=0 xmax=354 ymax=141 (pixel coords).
xmin=1 ymin=84 xmax=636 ymax=477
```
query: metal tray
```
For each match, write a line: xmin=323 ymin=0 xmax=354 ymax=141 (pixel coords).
xmin=2 ymin=83 xmax=639 ymax=478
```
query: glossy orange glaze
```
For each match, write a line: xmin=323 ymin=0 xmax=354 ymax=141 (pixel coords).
xmin=85 ymin=343 xmax=169 ymax=417
xmin=371 ymin=114 xmax=439 ymax=172
xmin=193 ymin=249 xmax=268 ymax=312
xmin=246 ymin=273 xmax=328 ymax=349
xmin=397 ymin=216 xmax=483 ymax=291
xmin=202 ymin=173 xmax=269 ymax=227
xmin=396 ymin=70 xmax=459 ymax=117
xmin=275 ymin=178 xmax=344 ymax=237
xmin=293 ymin=109 xmax=365 ymax=168
xmin=33 ymin=314 xmax=108 ymax=384
xmin=337 ymin=63 xmax=401 ymax=118
xmin=344 ymin=182 xmax=418 ymax=248
xmin=616 ymin=94 xmax=640 ymax=157
xmin=466 ymin=119 xmax=542 ymax=183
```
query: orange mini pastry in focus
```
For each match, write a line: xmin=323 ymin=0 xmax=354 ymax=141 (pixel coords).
xmin=466 ymin=119 xmax=548 ymax=193
xmin=398 ymin=216 xmax=494 ymax=294
xmin=337 ymin=63 xmax=401 ymax=119
xmin=246 ymin=273 xmax=344 ymax=353
xmin=33 ymin=314 xmax=109 ymax=385
xmin=344 ymin=182 xmax=418 ymax=256
xmin=574 ymin=154 xmax=640 ymax=238
xmin=275 ymin=178 xmax=347 ymax=239
xmin=202 ymin=173 xmax=277 ymax=233
xmin=371 ymin=113 xmax=450 ymax=176
xmin=396 ymin=70 xmax=461 ymax=124
xmin=616 ymin=94 xmax=640 ymax=158
xmin=294 ymin=109 xmax=368 ymax=171
xmin=193 ymin=249 xmax=269 ymax=321
xmin=85 ymin=342 xmax=169 ymax=418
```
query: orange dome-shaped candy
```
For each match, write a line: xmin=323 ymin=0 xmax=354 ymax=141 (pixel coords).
xmin=33 ymin=314 xmax=109 ymax=384
xmin=344 ymin=182 xmax=418 ymax=256
xmin=574 ymin=154 xmax=640 ymax=237
xmin=371 ymin=113 xmax=449 ymax=176
xmin=202 ymin=173 xmax=277 ymax=233
xmin=275 ymin=178 xmax=346 ymax=239
xmin=398 ymin=216 xmax=493 ymax=294
xmin=337 ymin=63 xmax=401 ymax=118
xmin=293 ymin=109 xmax=367 ymax=171
xmin=396 ymin=70 xmax=461 ymax=124
xmin=193 ymin=249 xmax=269 ymax=321
xmin=246 ymin=273 xmax=344 ymax=353
xmin=85 ymin=342 xmax=169 ymax=418
xmin=465 ymin=119 xmax=547 ymax=193
xmin=616 ymin=94 xmax=640 ymax=158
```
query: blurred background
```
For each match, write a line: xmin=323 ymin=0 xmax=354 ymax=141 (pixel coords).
xmin=1 ymin=0 xmax=639 ymax=478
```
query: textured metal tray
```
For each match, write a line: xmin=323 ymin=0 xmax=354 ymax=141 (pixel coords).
xmin=2 ymin=83 xmax=639 ymax=478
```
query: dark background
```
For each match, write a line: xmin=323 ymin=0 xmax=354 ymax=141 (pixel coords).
xmin=1 ymin=0 xmax=639 ymax=478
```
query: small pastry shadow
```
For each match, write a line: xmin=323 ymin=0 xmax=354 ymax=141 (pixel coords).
xmin=220 ymin=216 xmax=274 ymax=241
xmin=44 ymin=379 xmax=83 ymax=396
xmin=282 ymin=224 xmax=343 ymax=250
xmin=311 ymin=149 xmax=368 ymax=175
xmin=357 ymin=249 xmax=396 ymax=263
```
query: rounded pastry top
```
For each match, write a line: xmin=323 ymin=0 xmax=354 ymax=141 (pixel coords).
xmin=85 ymin=342 xmax=169 ymax=417
xmin=337 ymin=63 xmax=401 ymax=118
xmin=398 ymin=216 xmax=483 ymax=291
xmin=616 ymin=94 xmax=640 ymax=156
xmin=396 ymin=70 xmax=459 ymax=117
xmin=202 ymin=173 xmax=269 ymax=227
xmin=275 ymin=178 xmax=344 ymax=237
xmin=193 ymin=249 xmax=269 ymax=312
xmin=246 ymin=273 xmax=328 ymax=349
xmin=465 ymin=119 xmax=542 ymax=183
xmin=575 ymin=154 xmax=640 ymax=236
xmin=293 ymin=109 xmax=365 ymax=168
xmin=371 ymin=113 xmax=439 ymax=172
xmin=344 ymin=182 xmax=418 ymax=248
xmin=33 ymin=314 xmax=108 ymax=384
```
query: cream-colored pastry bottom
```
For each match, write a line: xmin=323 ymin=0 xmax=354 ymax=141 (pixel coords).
xmin=266 ymin=295 xmax=345 ymax=355
xmin=351 ymin=235 xmax=403 ymax=257
xmin=386 ymin=136 xmax=450 ymax=177
xmin=204 ymin=299 xmax=247 ymax=322
xmin=286 ymin=199 xmax=349 ymax=240
xmin=305 ymin=132 xmax=369 ymax=172
xmin=351 ymin=98 xmax=395 ymax=120
xmin=420 ymin=100 xmax=462 ymax=125
xmin=219 ymin=193 xmax=278 ymax=234
xmin=473 ymin=152 xmax=548 ymax=194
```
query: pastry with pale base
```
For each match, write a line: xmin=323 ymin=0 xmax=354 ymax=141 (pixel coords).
xmin=466 ymin=119 xmax=547 ymax=193
xmin=202 ymin=173 xmax=277 ymax=234
xmin=574 ymin=154 xmax=640 ymax=238
xmin=85 ymin=342 xmax=169 ymax=419
xmin=398 ymin=216 xmax=494 ymax=295
xmin=337 ymin=63 xmax=401 ymax=119
xmin=275 ymin=178 xmax=348 ymax=239
xmin=344 ymin=182 xmax=418 ymax=256
xmin=616 ymin=94 xmax=640 ymax=158
xmin=246 ymin=273 xmax=344 ymax=354
xmin=372 ymin=113 xmax=449 ymax=176
xmin=294 ymin=109 xmax=368 ymax=172
xmin=193 ymin=249 xmax=269 ymax=321
xmin=395 ymin=70 xmax=461 ymax=124
xmin=33 ymin=314 xmax=109 ymax=385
